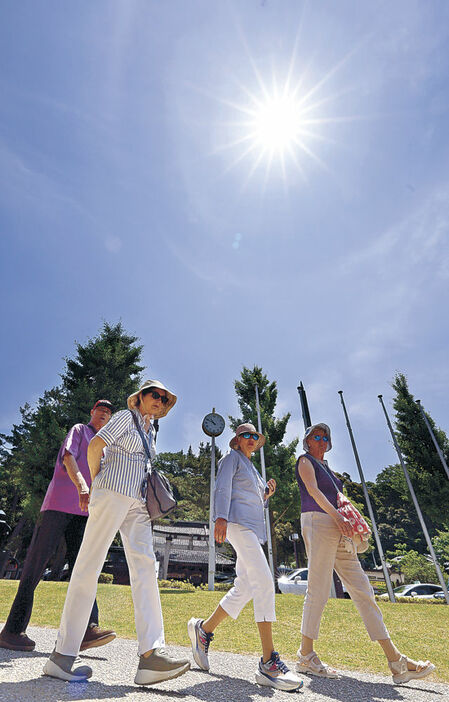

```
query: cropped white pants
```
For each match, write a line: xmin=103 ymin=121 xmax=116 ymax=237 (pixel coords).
xmin=301 ymin=511 xmax=389 ymax=641
xmin=55 ymin=487 xmax=164 ymax=656
xmin=219 ymin=522 xmax=275 ymax=622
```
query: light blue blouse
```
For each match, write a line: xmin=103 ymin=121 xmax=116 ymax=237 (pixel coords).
xmin=214 ymin=449 xmax=268 ymax=544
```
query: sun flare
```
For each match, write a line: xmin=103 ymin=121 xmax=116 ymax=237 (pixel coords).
xmin=251 ymin=96 xmax=304 ymax=154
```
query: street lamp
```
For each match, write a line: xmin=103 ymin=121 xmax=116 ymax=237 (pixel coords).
xmin=290 ymin=532 xmax=300 ymax=568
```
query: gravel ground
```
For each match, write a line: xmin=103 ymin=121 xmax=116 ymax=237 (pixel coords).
xmin=0 ymin=626 xmax=447 ymax=702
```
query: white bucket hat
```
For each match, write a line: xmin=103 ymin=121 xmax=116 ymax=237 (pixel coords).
xmin=127 ymin=380 xmax=177 ymax=419
xmin=230 ymin=422 xmax=266 ymax=452
xmin=303 ymin=422 xmax=332 ymax=452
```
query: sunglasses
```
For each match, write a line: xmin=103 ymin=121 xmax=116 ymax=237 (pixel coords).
xmin=239 ymin=432 xmax=259 ymax=441
xmin=146 ymin=390 xmax=169 ymax=404
xmin=312 ymin=435 xmax=329 ymax=442
xmin=140 ymin=477 xmax=148 ymax=499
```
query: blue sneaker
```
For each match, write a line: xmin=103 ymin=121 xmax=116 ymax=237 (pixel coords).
xmin=255 ymin=651 xmax=304 ymax=691
xmin=187 ymin=618 xmax=214 ymax=671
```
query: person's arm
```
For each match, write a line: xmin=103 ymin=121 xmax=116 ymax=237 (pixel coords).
xmin=87 ymin=436 xmax=107 ymax=482
xmin=63 ymin=451 xmax=90 ymax=512
xmin=298 ymin=456 xmax=352 ymax=537
xmin=214 ymin=453 xmax=238 ymax=544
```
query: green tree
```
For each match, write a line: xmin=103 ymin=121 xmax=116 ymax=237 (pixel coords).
xmin=432 ymin=530 xmax=449 ymax=574
xmin=392 ymin=373 xmax=449 ymax=529
xmin=156 ymin=443 xmax=222 ymax=522
xmin=62 ymin=321 xmax=143 ymax=424
xmin=0 ymin=322 xmax=144 ymax=555
xmin=229 ymin=366 xmax=300 ymax=566
xmin=371 ymin=464 xmax=426 ymax=555
xmin=399 ymin=550 xmax=439 ymax=585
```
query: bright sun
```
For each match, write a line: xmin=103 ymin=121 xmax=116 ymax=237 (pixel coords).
xmin=250 ymin=96 xmax=304 ymax=154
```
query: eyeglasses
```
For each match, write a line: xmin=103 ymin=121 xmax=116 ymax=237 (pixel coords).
xmin=239 ymin=432 xmax=259 ymax=441
xmin=312 ymin=435 xmax=329 ymax=442
xmin=147 ymin=390 xmax=169 ymax=404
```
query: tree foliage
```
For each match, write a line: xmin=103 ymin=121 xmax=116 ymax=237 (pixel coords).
xmin=0 ymin=322 xmax=143 ymax=553
xmin=392 ymin=373 xmax=449 ymax=529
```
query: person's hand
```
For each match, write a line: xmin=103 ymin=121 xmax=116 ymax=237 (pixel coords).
xmin=265 ymin=478 xmax=276 ymax=498
xmin=214 ymin=518 xmax=228 ymax=544
xmin=334 ymin=512 xmax=353 ymax=538
xmin=78 ymin=486 xmax=90 ymax=512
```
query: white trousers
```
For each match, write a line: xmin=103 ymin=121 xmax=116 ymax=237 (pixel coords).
xmin=56 ymin=487 xmax=164 ymax=656
xmin=219 ymin=523 xmax=275 ymax=622
xmin=301 ymin=511 xmax=389 ymax=641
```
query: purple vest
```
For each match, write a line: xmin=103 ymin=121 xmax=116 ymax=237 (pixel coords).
xmin=295 ymin=453 xmax=343 ymax=514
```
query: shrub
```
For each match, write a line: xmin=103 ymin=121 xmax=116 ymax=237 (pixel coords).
xmin=98 ymin=572 xmax=114 ymax=584
xmin=158 ymin=579 xmax=196 ymax=592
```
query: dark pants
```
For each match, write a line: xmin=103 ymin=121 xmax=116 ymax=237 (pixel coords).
xmin=3 ymin=510 xmax=99 ymax=634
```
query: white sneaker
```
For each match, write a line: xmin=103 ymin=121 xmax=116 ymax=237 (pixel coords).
xmin=187 ymin=617 xmax=214 ymax=671
xmin=255 ymin=651 xmax=304 ymax=691
xmin=43 ymin=650 xmax=92 ymax=682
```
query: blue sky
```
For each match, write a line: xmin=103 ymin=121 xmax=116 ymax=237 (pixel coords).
xmin=1 ymin=0 xmax=449 ymax=481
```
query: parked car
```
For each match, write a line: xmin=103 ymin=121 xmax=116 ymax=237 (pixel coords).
xmin=277 ymin=567 xmax=350 ymax=598
xmin=277 ymin=567 xmax=309 ymax=595
xmin=379 ymin=583 xmax=445 ymax=600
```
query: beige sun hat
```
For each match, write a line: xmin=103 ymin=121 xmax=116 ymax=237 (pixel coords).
xmin=230 ymin=422 xmax=266 ymax=452
xmin=303 ymin=422 xmax=332 ymax=452
xmin=127 ymin=380 xmax=177 ymax=419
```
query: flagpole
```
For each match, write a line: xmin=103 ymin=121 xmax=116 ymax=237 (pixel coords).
xmin=338 ymin=391 xmax=396 ymax=602
xmin=378 ymin=395 xmax=449 ymax=604
xmin=255 ymin=384 xmax=275 ymax=581
xmin=416 ymin=400 xmax=449 ymax=482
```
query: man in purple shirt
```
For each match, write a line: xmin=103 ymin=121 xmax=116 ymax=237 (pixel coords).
xmin=0 ymin=400 xmax=117 ymax=652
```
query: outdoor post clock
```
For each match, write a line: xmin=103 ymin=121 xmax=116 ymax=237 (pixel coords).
xmin=203 ymin=409 xmax=225 ymax=591
xmin=202 ymin=411 xmax=225 ymax=437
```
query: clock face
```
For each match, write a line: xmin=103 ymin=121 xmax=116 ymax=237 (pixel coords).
xmin=202 ymin=412 xmax=225 ymax=437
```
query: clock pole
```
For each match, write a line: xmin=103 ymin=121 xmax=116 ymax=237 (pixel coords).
xmin=208 ymin=409 xmax=217 ymax=591
xmin=255 ymin=385 xmax=275 ymax=582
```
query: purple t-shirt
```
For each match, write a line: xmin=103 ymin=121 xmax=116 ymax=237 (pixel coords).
xmin=40 ymin=423 xmax=96 ymax=516
xmin=295 ymin=453 xmax=343 ymax=514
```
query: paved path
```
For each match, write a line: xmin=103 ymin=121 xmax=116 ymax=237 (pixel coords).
xmin=0 ymin=626 xmax=447 ymax=702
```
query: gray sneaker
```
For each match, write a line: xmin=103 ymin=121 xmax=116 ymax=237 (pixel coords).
xmin=42 ymin=650 xmax=92 ymax=682
xmin=187 ymin=617 xmax=214 ymax=671
xmin=134 ymin=648 xmax=190 ymax=685
xmin=255 ymin=651 xmax=304 ymax=691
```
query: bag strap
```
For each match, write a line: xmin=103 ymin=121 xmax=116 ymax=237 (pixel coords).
xmin=129 ymin=411 xmax=152 ymax=470
xmin=306 ymin=452 xmax=341 ymax=495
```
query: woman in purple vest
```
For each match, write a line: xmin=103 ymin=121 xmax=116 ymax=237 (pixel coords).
xmin=295 ymin=422 xmax=435 ymax=684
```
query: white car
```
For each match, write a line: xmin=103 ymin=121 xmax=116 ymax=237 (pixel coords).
xmin=379 ymin=583 xmax=444 ymax=600
xmin=277 ymin=567 xmax=309 ymax=595
xmin=277 ymin=567 xmax=349 ymax=598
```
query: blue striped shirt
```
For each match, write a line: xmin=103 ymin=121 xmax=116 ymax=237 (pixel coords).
xmin=93 ymin=409 xmax=156 ymax=499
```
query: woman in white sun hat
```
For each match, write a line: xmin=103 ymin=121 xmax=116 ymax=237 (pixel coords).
xmin=295 ymin=422 xmax=435 ymax=684
xmin=43 ymin=380 xmax=190 ymax=687
xmin=188 ymin=422 xmax=303 ymax=692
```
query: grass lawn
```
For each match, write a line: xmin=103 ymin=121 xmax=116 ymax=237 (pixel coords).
xmin=1 ymin=580 xmax=447 ymax=682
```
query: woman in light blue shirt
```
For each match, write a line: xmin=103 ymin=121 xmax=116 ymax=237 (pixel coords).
xmin=188 ymin=423 xmax=303 ymax=692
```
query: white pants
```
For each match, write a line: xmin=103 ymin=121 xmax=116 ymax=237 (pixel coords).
xmin=301 ymin=511 xmax=389 ymax=641
xmin=219 ymin=523 xmax=275 ymax=622
xmin=55 ymin=487 xmax=164 ymax=656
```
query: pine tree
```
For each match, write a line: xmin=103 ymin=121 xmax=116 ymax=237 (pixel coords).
xmin=0 ymin=322 xmax=144 ymax=555
xmin=62 ymin=321 xmax=143 ymax=422
xmin=392 ymin=373 xmax=449 ymax=529
xmin=229 ymin=366 xmax=300 ymax=565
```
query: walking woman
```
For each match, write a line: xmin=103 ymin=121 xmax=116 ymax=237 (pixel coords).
xmin=295 ymin=422 xmax=435 ymax=684
xmin=43 ymin=380 xmax=190 ymax=686
xmin=188 ymin=423 xmax=303 ymax=692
